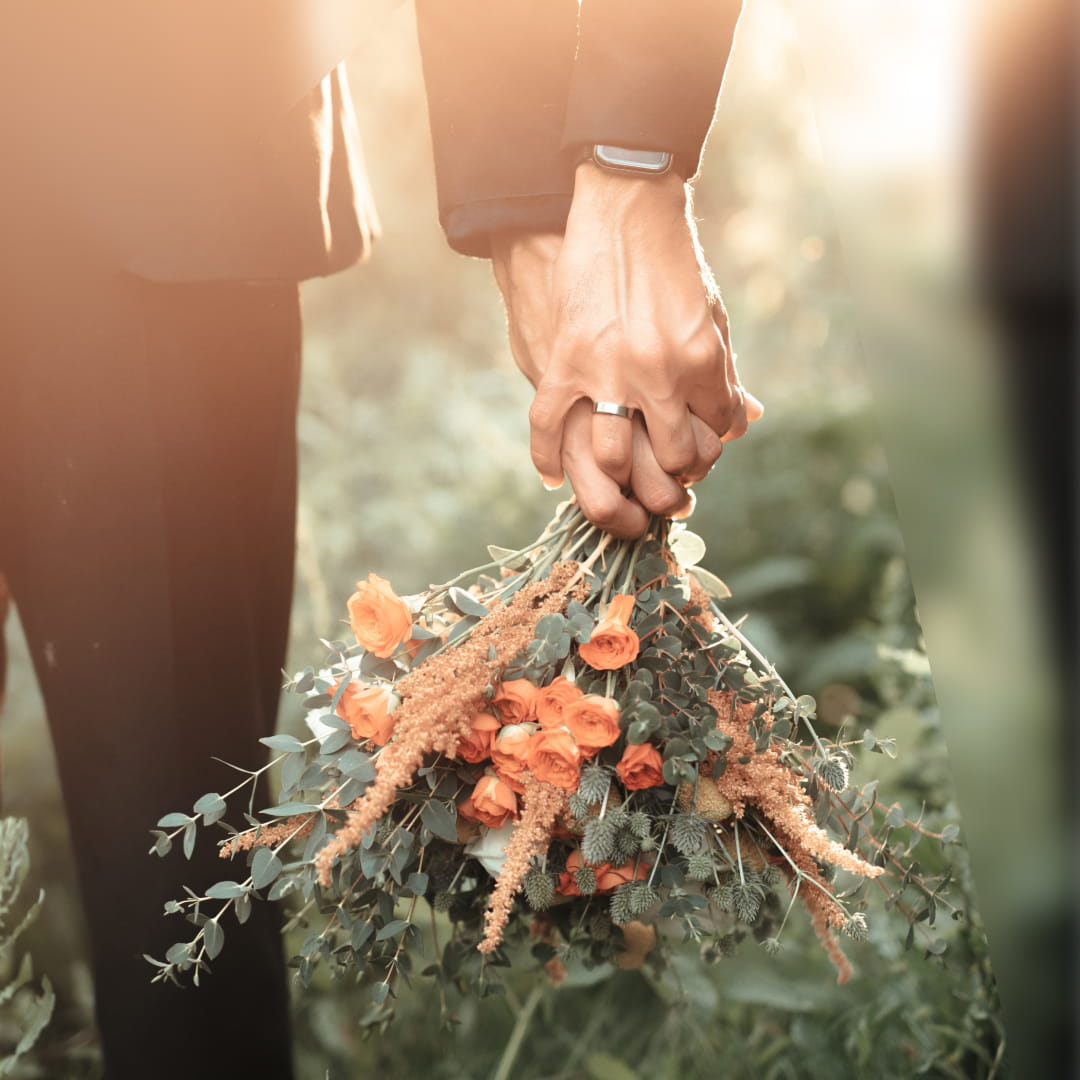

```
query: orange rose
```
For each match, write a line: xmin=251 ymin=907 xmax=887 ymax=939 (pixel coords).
xmin=456 ymin=712 xmax=501 ymax=764
xmin=459 ymin=774 xmax=519 ymax=830
xmin=347 ymin=573 xmax=413 ymax=658
xmin=563 ymin=695 xmax=621 ymax=756
xmin=535 ymin=676 xmax=584 ymax=729
xmin=556 ymin=848 xmax=649 ymax=895
xmin=492 ymin=679 xmax=538 ymax=725
xmin=491 ymin=723 xmax=535 ymax=794
xmin=595 ymin=858 xmax=650 ymax=892
xmin=578 ymin=594 xmax=639 ymax=670
xmin=616 ymin=742 xmax=665 ymax=790
xmin=525 ymin=729 xmax=581 ymax=790
xmin=336 ymin=680 xmax=396 ymax=746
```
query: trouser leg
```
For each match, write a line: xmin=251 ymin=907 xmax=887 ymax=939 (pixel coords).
xmin=0 ymin=267 xmax=300 ymax=1079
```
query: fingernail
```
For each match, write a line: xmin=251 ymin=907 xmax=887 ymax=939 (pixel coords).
xmin=540 ymin=474 xmax=564 ymax=491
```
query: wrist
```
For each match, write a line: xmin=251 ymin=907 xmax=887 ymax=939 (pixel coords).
xmin=572 ymin=160 xmax=688 ymax=216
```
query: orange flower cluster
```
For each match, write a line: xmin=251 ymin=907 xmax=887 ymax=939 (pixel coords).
xmin=479 ymin=675 xmax=623 ymax=794
xmin=309 ymin=564 xmax=586 ymax=887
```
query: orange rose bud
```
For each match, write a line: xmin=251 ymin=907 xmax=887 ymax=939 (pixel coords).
xmin=578 ymin=593 xmax=640 ymax=670
xmin=459 ymin=774 xmax=519 ymax=830
xmin=556 ymin=848 xmax=587 ymax=895
xmin=563 ymin=694 xmax=621 ymax=756
xmin=492 ymin=679 xmax=539 ymax=725
xmin=616 ymin=742 xmax=665 ymax=790
xmin=557 ymin=848 xmax=649 ymax=895
xmin=595 ymin=858 xmax=650 ymax=892
xmin=491 ymin=723 xmax=535 ymax=794
xmin=336 ymin=680 xmax=396 ymax=746
xmin=347 ymin=574 xmax=413 ymax=658
xmin=525 ymin=729 xmax=581 ymax=790
xmin=535 ymin=676 xmax=584 ymax=729
xmin=456 ymin=712 xmax=501 ymax=764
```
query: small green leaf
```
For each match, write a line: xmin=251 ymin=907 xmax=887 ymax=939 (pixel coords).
xmin=448 ymin=587 xmax=490 ymax=618
xmin=182 ymin=822 xmax=196 ymax=860
xmin=262 ymin=802 xmax=321 ymax=817
xmin=689 ymin=567 xmax=731 ymax=600
xmin=157 ymin=812 xmax=192 ymax=829
xmin=319 ymin=728 xmax=352 ymax=755
xmin=422 ymin=800 xmax=458 ymax=843
xmin=260 ymin=734 xmax=306 ymax=753
xmin=704 ymin=730 xmax=732 ymax=753
xmin=150 ymin=830 xmax=173 ymax=857
xmin=251 ymin=848 xmax=283 ymax=889
xmin=206 ymin=880 xmax=250 ymax=900
xmin=204 ymin=919 xmax=225 ymax=960
xmin=166 ymin=942 xmax=194 ymax=967
xmin=375 ymin=919 xmax=411 ymax=941
xmin=193 ymin=793 xmax=227 ymax=825
xmin=669 ymin=530 xmax=706 ymax=569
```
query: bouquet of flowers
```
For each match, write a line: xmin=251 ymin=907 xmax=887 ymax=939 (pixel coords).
xmin=148 ymin=500 xmax=956 ymax=1018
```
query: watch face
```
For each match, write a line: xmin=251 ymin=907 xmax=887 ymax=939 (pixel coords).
xmin=594 ymin=145 xmax=673 ymax=174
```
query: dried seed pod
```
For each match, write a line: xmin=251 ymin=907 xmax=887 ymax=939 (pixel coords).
xmin=677 ymin=775 xmax=734 ymax=823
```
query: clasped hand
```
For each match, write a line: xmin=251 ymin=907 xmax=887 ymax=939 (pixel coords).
xmin=492 ymin=162 xmax=762 ymax=538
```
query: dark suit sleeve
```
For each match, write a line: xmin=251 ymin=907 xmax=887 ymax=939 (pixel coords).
xmin=416 ymin=0 xmax=742 ymax=257
xmin=563 ymin=0 xmax=742 ymax=181
xmin=415 ymin=0 xmax=580 ymax=256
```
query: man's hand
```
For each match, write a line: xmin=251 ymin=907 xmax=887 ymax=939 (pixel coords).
xmin=492 ymin=162 xmax=761 ymax=532
xmin=560 ymin=398 xmax=695 ymax=539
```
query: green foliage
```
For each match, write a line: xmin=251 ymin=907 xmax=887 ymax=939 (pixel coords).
xmin=0 ymin=819 xmax=54 ymax=1076
xmin=0 ymin=5 xmax=1007 ymax=1076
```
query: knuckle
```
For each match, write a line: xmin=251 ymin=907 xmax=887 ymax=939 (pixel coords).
xmin=639 ymin=483 xmax=686 ymax=517
xmin=657 ymin=444 xmax=696 ymax=476
xmin=528 ymin=395 xmax=560 ymax=432
xmin=580 ymin=494 xmax=622 ymax=529
xmin=684 ymin=333 xmax=722 ymax=373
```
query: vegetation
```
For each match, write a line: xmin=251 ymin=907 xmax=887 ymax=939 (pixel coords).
xmin=0 ymin=2 xmax=1006 ymax=1076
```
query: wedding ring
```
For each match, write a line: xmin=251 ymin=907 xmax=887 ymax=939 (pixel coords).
xmin=593 ymin=401 xmax=633 ymax=419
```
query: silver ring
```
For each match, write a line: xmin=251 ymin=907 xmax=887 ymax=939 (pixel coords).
xmin=593 ymin=401 xmax=633 ymax=419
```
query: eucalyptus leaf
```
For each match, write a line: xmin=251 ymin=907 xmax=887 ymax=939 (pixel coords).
xmin=259 ymin=734 xmax=306 ymax=753
xmin=421 ymin=801 xmax=457 ymax=843
xmin=203 ymin=919 xmax=225 ymax=960
xmin=448 ymin=587 xmax=490 ymax=619
xmin=251 ymin=848 xmax=284 ymax=890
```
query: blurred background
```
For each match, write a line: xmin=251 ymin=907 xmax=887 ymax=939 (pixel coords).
xmin=2 ymin=0 xmax=1072 ymax=1076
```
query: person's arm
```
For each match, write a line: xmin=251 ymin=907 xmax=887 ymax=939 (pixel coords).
xmin=416 ymin=0 xmax=758 ymax=536
xmin=414 ymin=0 xmax=579 ymax=255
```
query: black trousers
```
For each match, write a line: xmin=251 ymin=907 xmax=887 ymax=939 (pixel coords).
xmin=0 ymin=263 xmax=299 ymax=1079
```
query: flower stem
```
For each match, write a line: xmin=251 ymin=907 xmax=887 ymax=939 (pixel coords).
xmin=490 ymin=981 xmax=545 ymax=1080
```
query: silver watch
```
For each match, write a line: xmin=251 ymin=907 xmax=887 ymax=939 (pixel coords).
xmin=581 ymin=144 xmax=674 ymax=176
